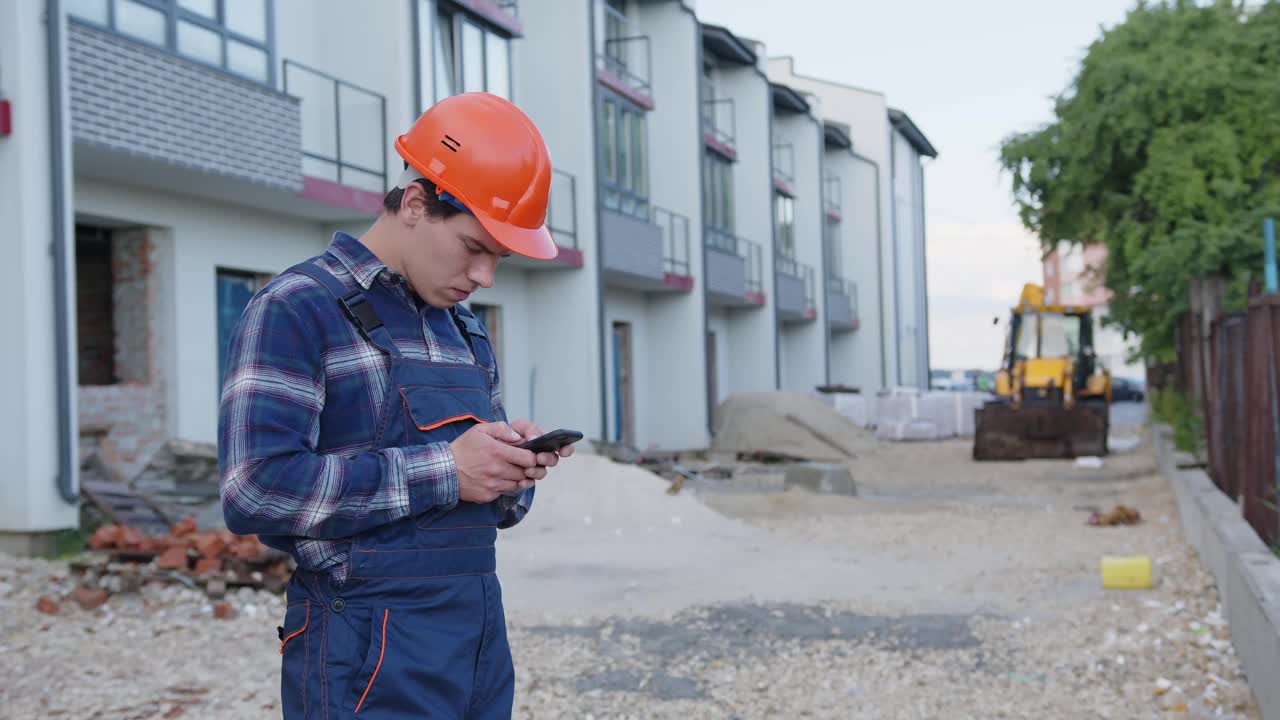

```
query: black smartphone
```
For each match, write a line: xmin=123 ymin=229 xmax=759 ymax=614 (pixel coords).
xmin=515 ymin=429 xmax=583 ymax=454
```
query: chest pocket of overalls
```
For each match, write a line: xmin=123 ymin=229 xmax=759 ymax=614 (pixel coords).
xmin=398 ymin=372 xmax=492 ymax=444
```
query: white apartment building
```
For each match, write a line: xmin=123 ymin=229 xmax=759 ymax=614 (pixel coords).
xmin=768 ymin=58 xmax=937 ymax=391
xmin=0 ymin=0 xmax=936 ymax=552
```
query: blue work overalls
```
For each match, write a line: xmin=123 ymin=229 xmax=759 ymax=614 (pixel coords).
xmin=276 ymin=261 xmax=515 ymax=719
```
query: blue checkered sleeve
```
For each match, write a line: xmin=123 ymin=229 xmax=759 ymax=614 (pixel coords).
xmin=218 ymin=292 xmax=459 ymax=543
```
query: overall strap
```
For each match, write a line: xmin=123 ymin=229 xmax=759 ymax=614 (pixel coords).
xmin=285 ymin=261 xmax=402 ymax=358
xmin=449 ymin=304 xmax=495 ymax=371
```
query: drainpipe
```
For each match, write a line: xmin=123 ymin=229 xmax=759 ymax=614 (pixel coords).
xmin=48 ymin=0 xmax=78 ymax=504
xmin=588 ymin=0 xmax=609 ymax=444
xmin=851 ymin=150 xmax=887 ymax=391
xmin=815 ymin=115 xmax=828 ymax=386
xmin=888 ymin=128 xmax=902 ymax=388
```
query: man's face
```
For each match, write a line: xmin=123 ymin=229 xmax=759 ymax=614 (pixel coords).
xmin=398 ymin=186 xmax=510 ymax=308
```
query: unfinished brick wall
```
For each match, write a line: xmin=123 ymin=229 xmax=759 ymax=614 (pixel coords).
xmin=78 ymin=228 xmax=168 ymax=481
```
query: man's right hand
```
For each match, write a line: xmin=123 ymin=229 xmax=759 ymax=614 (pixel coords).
xmin=451 ymin=422 xmax=539 ymax=503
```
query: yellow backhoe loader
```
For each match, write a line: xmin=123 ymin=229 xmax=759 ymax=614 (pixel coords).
xmin=973 ymin=283 xmax=1111 ymax=460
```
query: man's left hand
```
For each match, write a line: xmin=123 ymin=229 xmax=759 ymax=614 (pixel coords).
xmin=509 ymin=420 xmax=575 ymax=481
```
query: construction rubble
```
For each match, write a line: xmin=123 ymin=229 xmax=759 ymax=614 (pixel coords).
xmin=48 ymin=517 xmax=292 ymax=614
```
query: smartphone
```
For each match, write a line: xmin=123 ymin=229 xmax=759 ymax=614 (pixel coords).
xmin=515 ymin=429 xmax=583 ymax=454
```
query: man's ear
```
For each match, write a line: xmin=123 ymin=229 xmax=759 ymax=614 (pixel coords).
xmin=398 ymin=182 xmax=429 ymax=225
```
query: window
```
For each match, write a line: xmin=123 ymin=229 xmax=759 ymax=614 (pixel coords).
xmin=68 ymin=0 xmax=273 ymax=84
xmin=427 ymin=1 xmax=512 ymax=109
xmin=598 ymin=95 xmax=649 ymax=218
xmin=703 ymin=151 xmax=734 ymax=239
xmin=468 ymin=303 xmax=503 ymax=380
xmin=775 ymin=193 xmax=795 ymax=260
xmin=217 ymin=269 xmax=269 ymax=390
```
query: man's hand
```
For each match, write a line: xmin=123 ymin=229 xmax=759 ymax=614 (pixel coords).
xmin=510 ymin=420 xmax=576 ymax=482
xmin=451 ymin=422 xmax=538 ymax=503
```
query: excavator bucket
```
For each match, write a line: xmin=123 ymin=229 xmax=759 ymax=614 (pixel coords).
xmin=972 ymin=401 xmax=1108 ymax=460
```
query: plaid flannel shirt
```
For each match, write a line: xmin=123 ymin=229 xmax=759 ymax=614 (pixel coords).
xmin=218 ymin=232 xmax=530 ymax=584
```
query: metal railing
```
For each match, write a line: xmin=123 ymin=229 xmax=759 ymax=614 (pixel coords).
xmin=653 ymin=206 xmax=691 ymax=277
xmin=824 ymin=174 xmax=842 ymax=214
xmin=548 ymin=169 xmax=578 ymax=250
xmin=743 ymin=238 xmax=764 ymax=294
xmin=776 ymin=252 xmax=799 ymax=277
xmin=772 ymin=142 xmax=795 ymax=187
xmin=702 ymin=97 xmax=736 ymax=151
xmin=705 ymin=225 xmax=738 ymax=255
xmin=801 ymin=263 xmax=816 ymax=311
xmin=284 ymin=60 xmax=388 ymax=193
xmin=599 ymin=3 xmax=653 ymax=97
xmin=495 ymin=0 xmax=519 ymax=15
xmin=829 ymin=276 xmax=858 ymax=319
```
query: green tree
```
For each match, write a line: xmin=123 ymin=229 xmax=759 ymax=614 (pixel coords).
xmin=1000 ymin=0 xmax=1280 ymax=360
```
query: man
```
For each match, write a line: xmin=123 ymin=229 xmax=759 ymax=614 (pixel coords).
xmin=218 ymin=92 xmax=573 ymax=719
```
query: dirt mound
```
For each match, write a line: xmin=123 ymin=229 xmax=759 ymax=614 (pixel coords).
xmin=711 ymin=392 xmax=876 ymax=462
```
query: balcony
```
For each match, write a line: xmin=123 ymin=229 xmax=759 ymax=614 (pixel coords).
xmin=602 ymin=204 xmax=693 ymax=293
xmin=501 ymin=169 xmax=585 ymax=271
xmin=773 ymin=142 xmax=796 ymax=196
xmin=455 ymin=0 xmax=524 ymax=36
xmin=596 ymin=2 xmax=654 ymax=109
xmin=66 ymin=19 xmax=389 ymax=222
xmin=702 ymin=97 xmax=736 ymax=160
xmin=823 ymin=174 xmax=842 ymax=222
xmin=827 ymin=276 xmax=859 ymax=331
xmin=777 ymin=256 xmax=817 ymax=323
xmin=706 ymin=230 xmax=765 ymax=308
xmin=284 ymin=60 xmax=388 ymax=216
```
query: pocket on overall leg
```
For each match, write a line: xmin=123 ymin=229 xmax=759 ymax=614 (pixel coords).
xmin=348 ymin=608 xmax=390 ymax=715
xmin=279 ymin=600 xmax=312 ymax=719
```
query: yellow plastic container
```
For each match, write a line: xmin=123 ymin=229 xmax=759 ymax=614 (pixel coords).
xmin=1101 ymin=555 xmax=1153 ymax=589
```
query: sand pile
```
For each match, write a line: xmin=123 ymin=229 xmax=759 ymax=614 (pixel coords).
xmin=711 ymin=391 xmax=877 ymax=461
xmin=506 ymin=453 xmax=746 ymax=538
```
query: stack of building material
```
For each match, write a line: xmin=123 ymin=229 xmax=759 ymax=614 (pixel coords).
xmin=874 ymin=388 xmax=993 ymax=441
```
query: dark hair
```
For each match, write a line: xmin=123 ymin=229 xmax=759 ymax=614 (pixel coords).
xmin=382 ymin=177 xmax=463 ymax=219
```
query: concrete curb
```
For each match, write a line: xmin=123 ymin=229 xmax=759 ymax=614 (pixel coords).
xmin=1154 ymin=424 xmax=1280 ymax=719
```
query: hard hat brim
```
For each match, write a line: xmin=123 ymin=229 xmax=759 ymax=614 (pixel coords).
xmin=474 ymin=212 xmax=559 ymax=261
xmin=395 ymin=163 xmax=559 ymax=261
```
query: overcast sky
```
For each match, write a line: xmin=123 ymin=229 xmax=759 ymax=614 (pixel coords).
xmin=692 ymin=0 xmax=1137 ymax=369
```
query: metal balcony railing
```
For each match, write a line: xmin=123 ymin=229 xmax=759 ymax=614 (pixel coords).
xmin=705 ymin=225 xmax=738 ymax=255
xmin=284 ymin=60 xmax=387 ymax=193
xmin=548 ymin=169 xmax=578 ymax=250
xmin=702 ymin=97 xmax=736 ymax=152
xmin=772 ymin=142 xmax=795 ymax=188
xmin=802 ymin=263 xmax=816 ymax=311
xmin=599 ymin=2 xmax=653 ymax=97
xmin=743 ymin=238 xmax=764 ymax=294
xmin=653 ymin=206 xmax=691 ymax=277
xmin=824 ymin=174 xmax=842 ymax=215
xmin=776 ymin=253 xmax=799 ymax=278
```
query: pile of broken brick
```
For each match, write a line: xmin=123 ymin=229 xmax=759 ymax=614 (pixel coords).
xmin=35 ymin=516 xmax=293 ymax=619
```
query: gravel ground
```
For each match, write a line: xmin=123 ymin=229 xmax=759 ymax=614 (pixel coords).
xmin=0 ymin=420 xmax=1263 ymax=719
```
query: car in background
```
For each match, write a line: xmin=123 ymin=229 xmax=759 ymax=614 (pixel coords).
xmin=1111 ymin=376 xmax=1146 ymax=402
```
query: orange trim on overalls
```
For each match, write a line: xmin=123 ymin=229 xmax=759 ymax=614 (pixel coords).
xmin=415 ymin=414 xmax=486 ymax=432
xmin=354 ymin=609 xmax=390 ymax=714
xmin=279 ymin=601 xmax=310 ymax=654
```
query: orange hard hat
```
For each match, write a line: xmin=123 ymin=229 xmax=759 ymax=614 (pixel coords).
xmin=394 ymin=92 xmax=557 ymax=260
